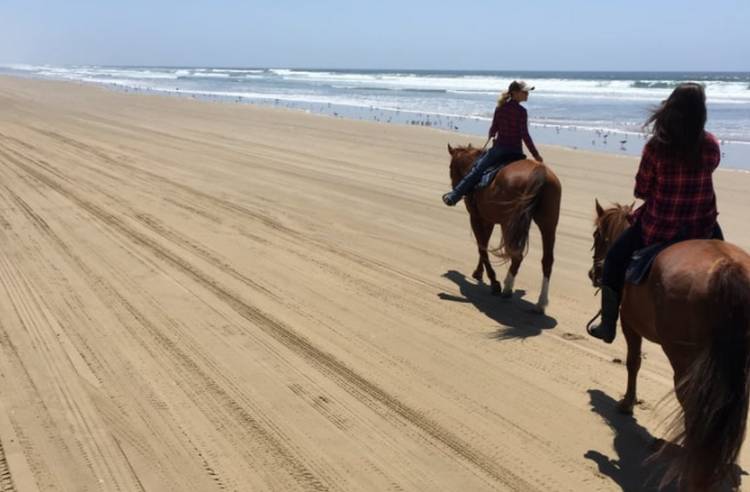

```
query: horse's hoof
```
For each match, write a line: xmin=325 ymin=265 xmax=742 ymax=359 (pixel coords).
xmin=500 ymin=289 xmax=513 ymax=299
xmin=617 ymin=399 xmax=635 ymax=415
xmin=490 ymin=284 xmax=502 ymax=295
xmin=472 ymin=271 xmax=483 ymax=282
xmin=533 ymin=304 xmax=546 ymax=314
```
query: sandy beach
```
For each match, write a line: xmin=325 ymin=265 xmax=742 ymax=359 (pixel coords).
xmin=0 ymin=76 xmax=749 ymax=491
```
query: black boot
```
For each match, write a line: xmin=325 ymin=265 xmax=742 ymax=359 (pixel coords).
xmin=587 ymin=286 xmax=620 ymax=344
xmin=442 ymin=192 xmax=459 ymax=206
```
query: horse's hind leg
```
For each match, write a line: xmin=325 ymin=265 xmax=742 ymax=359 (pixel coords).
xmin=472 ymin=256 xmax=484 ymax=282
xmin=501 ymin=255 xmax=522 ymax=298
xmin=618 ymin=319 xmax=642 ymax=414
xmin=531 ymin=218 xmax=557 ymax=313
xmin=470 ymin=214 xmax=499 ymax=293
xmin=498 ymin=222 xmax=522 ymax=297
xmin=469 ymin=213 xmax=485 ymax=281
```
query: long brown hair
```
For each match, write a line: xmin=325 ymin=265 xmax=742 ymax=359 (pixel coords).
xmin=645 ymin=82 xmax=707 ymax=167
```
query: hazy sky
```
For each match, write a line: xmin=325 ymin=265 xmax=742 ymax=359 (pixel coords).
xmin=2 ymin=0 xmax=748 ymax=71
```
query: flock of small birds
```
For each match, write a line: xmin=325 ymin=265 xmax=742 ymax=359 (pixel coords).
xmin=118 ymin=83 xmax=729 ymax=160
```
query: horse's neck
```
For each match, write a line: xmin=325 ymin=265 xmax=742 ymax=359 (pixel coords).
xmin=451 ymin=154 xmax=478 ymax=183
xmin=458 ymin=161 xmax=474 ymax=178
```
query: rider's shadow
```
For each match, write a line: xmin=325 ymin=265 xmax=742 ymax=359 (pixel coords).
xmin=438 ymin=270 xmax=557 ymax=340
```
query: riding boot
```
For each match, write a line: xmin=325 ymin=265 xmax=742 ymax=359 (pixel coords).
xmin=443 ymin=166 xmax=484 ymax=206
xmin=442 ymin=149 xmax=502 ymax=206
xmin=587 ymin=286 xmax=620 ymax=344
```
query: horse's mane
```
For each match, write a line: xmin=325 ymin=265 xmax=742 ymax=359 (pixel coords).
xmin=450 ymin=143 xmax=479 ymax=155
xmin=596 ymin=203 xmax=633 ymax=241
xmin=449 ymin=144 xmax=481 ymax=162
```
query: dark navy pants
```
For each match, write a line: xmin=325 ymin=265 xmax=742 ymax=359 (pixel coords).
xmin=602 ymin=222 xmax=724 ymax=295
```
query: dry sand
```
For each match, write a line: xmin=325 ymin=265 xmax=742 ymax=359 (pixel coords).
xmin=0 ymin=76 xmax=748 ymax=491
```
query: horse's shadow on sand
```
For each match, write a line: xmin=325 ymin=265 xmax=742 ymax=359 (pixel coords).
xmin=586 ymin=389 xmax=743 ymax=491
xmin=438 ymin=270 xmax=557 ymax=340
xmin=586 ymin=389 xmax=675 ymax=491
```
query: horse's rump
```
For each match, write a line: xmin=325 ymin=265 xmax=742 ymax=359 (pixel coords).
xmin=591 ymin=202 xmax=750 ymax=488
xmin=622 ymin=240 xmax=746 ymax=338
xmin=622 ymin=240 xmax=750 ymax=489
xmin=481 ymin=162 xmax=545 ymax=261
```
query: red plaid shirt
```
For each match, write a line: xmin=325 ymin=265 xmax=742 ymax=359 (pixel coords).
xmin=628 ymin=132 xmax=720 ymax=245
xmin=488 ymin=100 xmax=540 ymax=159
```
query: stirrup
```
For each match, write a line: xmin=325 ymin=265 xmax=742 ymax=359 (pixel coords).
xmin=585 ymin=309 xmax=602 ymax=333
xmin=587 ymin=323 xmax=615 ymax=344
xmin=586 ymin=311 xmax=616 ymax=343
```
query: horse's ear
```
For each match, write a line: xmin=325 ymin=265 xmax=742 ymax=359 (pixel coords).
xmin=447 ymin=144 xmax=454 ymax=155
xmin=595 ymin=199 xmax=605 ymax=217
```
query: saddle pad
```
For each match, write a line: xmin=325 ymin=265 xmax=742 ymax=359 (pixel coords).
xmin=474 ymin=152 xmax=527 ymax=190
xmin=476 ymin=164 xmax=503 ymax=189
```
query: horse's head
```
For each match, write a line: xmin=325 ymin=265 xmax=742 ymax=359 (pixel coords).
xmin=589 ymin=199 xmax=634 ymax=287
xmin=447 ymin=143 xmax=482 ymax=188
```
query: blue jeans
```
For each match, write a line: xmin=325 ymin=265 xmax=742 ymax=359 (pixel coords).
xmin=448 ymin=146 xmax=524 ymax=201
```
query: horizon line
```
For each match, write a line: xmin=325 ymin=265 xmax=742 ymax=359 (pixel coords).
xmin=2 ymin=63 xmax=750 ymax=74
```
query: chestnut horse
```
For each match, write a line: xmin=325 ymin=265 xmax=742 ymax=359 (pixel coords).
xmin=589 ymin=201 xmax=750 ymax=491
xmin=447 ymin=144 xmax=561 ymax=313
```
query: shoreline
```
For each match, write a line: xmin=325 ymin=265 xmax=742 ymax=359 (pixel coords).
xmin=3 ymin=70 xmax=749 ymax=170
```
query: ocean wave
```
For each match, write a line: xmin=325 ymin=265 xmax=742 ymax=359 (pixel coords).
xmin=182 ymin=72 xmax=232 ymax=78
xmin=195 ymin=68 xmax=265 ymax=74
xmin=6 ymin=65 xmax=749 ymax=144
xmin=403 ymin=88 xmax=448 ymax=94
xmin=331 ymin=85 xmax=392 ymax=92
xmin=631 ymin=81 xmax=682 ymax=89
xmin=9 ymin=65 xmax=749 ymax=102
xmin=331 ymin=85 xmax=448 ymax=94
xmin=258 ymin=69 xmax=750 ymax=102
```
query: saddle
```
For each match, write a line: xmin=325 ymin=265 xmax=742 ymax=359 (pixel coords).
xmin=474 ymin=152 xmax=527 ymax=190
xmin=625 ymin=223 xmax=724 ymax=285
xmin=625 ymin=239 xmax=680 ymax=285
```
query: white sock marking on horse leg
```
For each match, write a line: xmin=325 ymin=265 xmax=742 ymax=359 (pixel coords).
xmin=536 ymin=276 xmax=550 ymax=312
xmin=502 ymin=272 xmax=515 ymax=295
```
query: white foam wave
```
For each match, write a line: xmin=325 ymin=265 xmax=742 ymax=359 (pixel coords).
xmin=189 ymin=72 xmax=232 ymax=78
xmin=10 ymin=65 xmax=748 ymax=104
xmin=264 ymin=69 xmax=750 ymax=103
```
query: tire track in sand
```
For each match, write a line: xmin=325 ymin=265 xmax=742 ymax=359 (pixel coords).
xmin=0 ymin=440 xmax=16 ymax=492
xmin=0 ymin=160 xmax=326 ymax=491
xmin=1 ymin=133 xmax=541 ymax=492
xmin=14 ymin=128 xmax=448 ymax=296
xmin=0 ymin=139 xmax=280 ymax=303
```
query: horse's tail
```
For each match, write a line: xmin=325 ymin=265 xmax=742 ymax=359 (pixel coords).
xmin=662 ymin=259 xmax=750 ymax=489
xmin=493 ymin=164 xmax=546 ymax=262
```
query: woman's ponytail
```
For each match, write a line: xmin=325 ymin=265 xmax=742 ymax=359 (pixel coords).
xmin=497 ymin=90 xmax=511 ymax=108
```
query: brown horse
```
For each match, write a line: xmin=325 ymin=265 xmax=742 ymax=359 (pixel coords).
xmin=447 ymin=144 xmax=561 ymax=313
xmin=589 ymin=200 xmax=750 ymax=491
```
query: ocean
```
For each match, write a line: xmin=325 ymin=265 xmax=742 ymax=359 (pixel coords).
xmin=3 ymin=64 xmax=749 ymax=169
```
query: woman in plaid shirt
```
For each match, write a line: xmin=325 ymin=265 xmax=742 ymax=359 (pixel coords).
xmin=442 ymin=80 xmax=543 ymax=206
xmin=588 ymin=83 xmax=724 ymax=343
